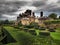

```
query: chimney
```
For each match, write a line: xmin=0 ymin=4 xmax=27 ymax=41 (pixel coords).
xmin=32 ymin=12 xmax=35 ymax=17
xmin=33 ymin=12 xmax=34 ymax=15
xmin=40 ymin=11 xmax=43 ymax=17
xmin=25 ymin=9 xmax=32 ymax=15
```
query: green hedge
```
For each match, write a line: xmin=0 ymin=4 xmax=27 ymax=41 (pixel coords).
xmin=44 ymin=20 xmax=60 ymax=24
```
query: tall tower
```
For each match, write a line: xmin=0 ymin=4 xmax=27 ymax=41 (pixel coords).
xmin=32 ymin=12 xmax=35 ymax=17
xmin=40 ymin=11 xmax=43 ymax=17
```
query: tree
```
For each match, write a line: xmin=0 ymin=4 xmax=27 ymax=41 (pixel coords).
xmin=4 ymin=19 xmax=9 ymax=24
xmin=59 ymin=16 xmax=60 ymax=19
xmin=0 ymin=21 xmax=4 ymax=25
xmin=48 ymin=13 xmax=57 ymax=19
xmin=18 ymin=21 xmax=22 ymax=26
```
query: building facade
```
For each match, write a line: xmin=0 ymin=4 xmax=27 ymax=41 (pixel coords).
xmin=16 ymin=9 xmax=53 ymax=26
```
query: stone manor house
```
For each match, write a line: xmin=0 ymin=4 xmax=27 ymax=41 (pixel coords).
xmin=15 ymin=9 xmax=53 ymax=26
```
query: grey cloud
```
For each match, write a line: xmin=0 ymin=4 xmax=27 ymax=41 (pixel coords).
xmin=32 ymin=0 xmax=60 ymax=12
xmin=0 ymin=1 xmax=30 ymax=20
xmin=0 ymin=15 xmax=7 ymax=20
xmin=0 ymin=15 xmax=2 ymax=18
xmin=56 ymin=0 xmax=60 ymax=3
xmin=0 ymin=0 xmax=60 ymax=20
xmin=0 ymin=1 xmax=29 ymax=14
xmin=32 ymin=1 xmax=46 ymax=7
xmin=43 ymin=4 xmax=57 ymax=11
xmin=47 ymin=7 xmax=60 ymax=12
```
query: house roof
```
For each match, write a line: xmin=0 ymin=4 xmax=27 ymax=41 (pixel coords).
xmin=38 ymin=17 xmax=50 ymax=20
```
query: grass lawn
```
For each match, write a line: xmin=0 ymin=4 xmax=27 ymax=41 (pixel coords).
xmin=4 ymin=26 xmax=34 ymax=45
xmin=50 ymin=32 xmax=60 ymax=40
xmin=56 ymin=28 xmax=60 ymax=32
xmin=4 ymin=26 xmax=21 ymax=45
xmin=35 ymin=30 xmax=40 ymax=35
xmin=50 ymin=27 xmax=60 ymax=40
xmin=3 ymin=26 xmax=60 ymax=45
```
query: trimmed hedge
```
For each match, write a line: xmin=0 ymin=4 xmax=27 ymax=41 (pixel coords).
xmin=23 ymin=28 xmax=29 ymax=32
xmin=39 ymin=27 xmax=46 ymax=30
xmin=29 ymin=30 xmax=36 ymax=35
xmin=44 ymin=20 xmax=60 ymax=24
xmin=39 ymin=32 xmax=50 ymax=36
xmin=48 ymin=29 xmax=55 ymax=32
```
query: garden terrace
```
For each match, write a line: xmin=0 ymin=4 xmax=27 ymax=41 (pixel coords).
xmin=2 ymin=26 xmax=60 ymax=45
xmin=44 ymin=20 xmax=60 ymax=29
xmin=48 ymin=28 xmax=55 ymax=32
xmin=0 ymin=26 xmax=7 ymax=44
xmin=44 ymin=20 xmax=60 ymax=24
xmin=29 ymin=29 xmax=36 ymax=35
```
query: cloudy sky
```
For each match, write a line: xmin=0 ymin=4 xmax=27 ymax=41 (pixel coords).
xmin=0 ymin=0 xmax=60 ymax=20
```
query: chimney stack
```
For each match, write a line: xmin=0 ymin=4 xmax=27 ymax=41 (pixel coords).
xmin=40 ymin=11 xmax=43 ymax=17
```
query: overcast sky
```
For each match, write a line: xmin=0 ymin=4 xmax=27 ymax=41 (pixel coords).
xmin=0 ymin=0 xmax=60 ymax=20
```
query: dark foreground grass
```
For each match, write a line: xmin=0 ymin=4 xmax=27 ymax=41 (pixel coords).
xmin=3 ymin=26 xmax=60 ymax=45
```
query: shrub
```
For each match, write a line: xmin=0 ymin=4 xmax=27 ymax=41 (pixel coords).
xmin=23 ymin=22 xmax=39 ymax=29
xmin=18 ymin=23 xmax=22 ymax=27
xmin=24 ymin=25 xmax=33 ymax=28
xmin=39 ymin=27 xmax=46 ymax=30
xmin=34 ymin=26 xmax=39 ymax=29
xmin=14 ymin=26 xmax=20 ymax=29
xmin=39 ymin=32 xmax=50 ymax=36
xmin=30 ymin=22 xmax=39 ymax=28
xmin=23 ymin=28 xmax=29 ymax=32
xmin=48 ymin=29 xmax=55 ymax=32
xmin=29 ymin=30 xmax=36 ymax=35
xmin=19 ymin=27 xmax=24 ymax=30
xmin=44 ymin=20 xmax=60 ymax=25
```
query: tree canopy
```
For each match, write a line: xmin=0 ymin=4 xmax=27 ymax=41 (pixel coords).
xmin=59 ymin=16 xmax=60 ymax=19
xmin=48 ymin=13 xmax=57 ymax=19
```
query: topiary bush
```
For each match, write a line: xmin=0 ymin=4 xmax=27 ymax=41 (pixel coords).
xmin=30 ymin=22 xmax=39 ymax=28
xmin=48 ymin=29 xmax=55 ymax=32
xmin=18 ymin=21 xmax=22 ymax=27
xmin=39 ymin=32 xmax=50 ymax=36
xmin=14 ymin=26 xmax=20 ymax=29
xmin=44 ymin=20 xmax=60 ymax=25
xmin=24 ymin=25 xmax=33 ymax=28
xmin=23 ymin=28 xmax=29 ymax=32
xmin=29 ymin=30 xmax=36 ymax=35
xmin=39 ymin=27 xmax=46 ymax=30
